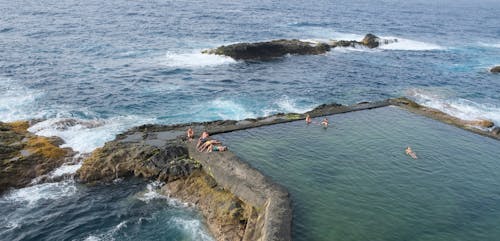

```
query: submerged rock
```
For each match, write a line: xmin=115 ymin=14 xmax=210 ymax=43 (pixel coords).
xmin=490 ymin=66 xmax=500 ymax=73
xmin=202 ymin=39 xmax=331 ymax=60
xmin=0 ymin=121 xmax=73 ymax=194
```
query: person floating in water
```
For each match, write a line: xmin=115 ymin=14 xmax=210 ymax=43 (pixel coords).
xmin=405 ymin=146 xmax=418 ymax=159
xmin=305 ymin=114 xmax=312 ymax=124
xmin=320 ymin=118 xmax=329 ymax=128
xmin=186 ymin=127 xmax=194 ymax=142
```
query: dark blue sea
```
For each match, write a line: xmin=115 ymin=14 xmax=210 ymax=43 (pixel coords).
xmin=0 ymin=0 xmax=499 ymax=240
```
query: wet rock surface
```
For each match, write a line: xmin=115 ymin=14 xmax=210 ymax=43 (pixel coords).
xmin=162 ymin=171 xmax=251 ymax=241
xmin=490 ymin=66 xmax=500 ymax=73
xmin=203 ymin=34 xmax=397 ymax=60
xmin=77 ymin=140 xmax=199 ymax=183
xmin=202 ymin=39 xmax=331 ymax=60
xmin=0 ymin=121 xmax=73 ymax=194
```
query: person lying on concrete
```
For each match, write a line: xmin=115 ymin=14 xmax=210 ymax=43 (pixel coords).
xmin=198 ymin=139 xmax=222 ymax=152
xmin=208 ymin=144 xmax=227 ymax=152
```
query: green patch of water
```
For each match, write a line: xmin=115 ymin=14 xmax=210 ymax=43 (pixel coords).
xmin=217 ymin=107 xmax=500 ymax=241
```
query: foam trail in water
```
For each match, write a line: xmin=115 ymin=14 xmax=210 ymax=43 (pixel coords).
xmin=378 ymin=36 xmax=445 ymax=51
xmin=0 ymin=78 xmax=42 ymax=122
xmin=162 ymin=51 xmax=237 ymax=68
xmin=170 ymin=217 xmax=215 ymax=241
xmin=263 ymin=96 xmax=315 ymax=116
xmin=1 ymin=180 xmax=77 ymax=207
xmin=28 ymin=115 xmax=155 ymax=153
xmin=407 ymin=88 xmax=500 ymax=125
xmin=190 ymin=99 xmax=257 ymax=121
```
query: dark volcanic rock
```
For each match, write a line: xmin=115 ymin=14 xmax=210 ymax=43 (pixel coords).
xmin=202 ymin=33 xmax=400 ymax=60
xmin=0 ymin=121 xmax=73 ymax=194
xmin=491 ymin=66 xmax=500 ymax=73
xmin=361 ymin=33 xmax=381 ymax=48
xmin=202 ymin=39 xmax=331 ymax=60
xmin=77 ymin=140 xmax=199 ymax=183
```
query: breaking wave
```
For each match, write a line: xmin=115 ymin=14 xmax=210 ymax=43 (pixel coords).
xmin=406 ymin=88 xmax=500 ymax=125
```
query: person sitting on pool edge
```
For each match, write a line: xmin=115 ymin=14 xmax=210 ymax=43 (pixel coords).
xmin=320 ymin=118 xmax=329 ymax=128
xmin=196 ymin=131 xmax=210 ymax=151
xmin=405 ymin=146 xmax=418 ymax=159
xmin=186 ymin=127 xmax=194 ymax=142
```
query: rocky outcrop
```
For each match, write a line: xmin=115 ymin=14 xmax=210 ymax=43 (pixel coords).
xmin=202 ymin=34 xmax=397 ymax=60
xmin=77 ymin=141 xmax=198 ymax=183
xmin=0 ymin=121 xmax=73 ymax=194
xmin=490 ymin=66 xmax=500 ymax=73
xmin=163 ymin=170 xmax=251 ymax=241
xmin=202 ymin=39 xmax=331 ymax=60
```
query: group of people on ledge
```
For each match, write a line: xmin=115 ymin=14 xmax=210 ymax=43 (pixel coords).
xmin=186 ymin=128 xmax=228 ymax=153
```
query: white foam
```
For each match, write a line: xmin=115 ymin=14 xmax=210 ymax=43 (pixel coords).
xmin=190 ymin=99 xmax=256 ymax=121
xmin=49 ymin=162 xmax=82 ymax=178
xmin=28 ymin=115 xmax=155 ymax=153
xmin=478 ymin=42 xmax=500 ymax=48
xmin=0 ymin=78 xmax=42 ymax=121
xmin=378 ymin=36 xmax=445 ymax=51
xmin=162 ymin=51 xmax=237 ymax=68
xmin=406 ymin=88 xmax=500 ymax=125
xmin=263 ymin=96 xmax=315 ymax=116
xmin=275 ymin=96 xmax=314 ymax=114
xmin=2 ymin=180 xmax=77 ymax=207
xmin=136 ymin=181 xmax=167 ymax=203
xmin=170 ymin=217 xmax=214 ymax=241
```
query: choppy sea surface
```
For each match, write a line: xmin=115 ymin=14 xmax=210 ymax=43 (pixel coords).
xmin=0 ymin=0 xmax=499 ymax=240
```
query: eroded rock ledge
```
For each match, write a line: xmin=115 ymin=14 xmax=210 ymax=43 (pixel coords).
xmin=75 ymin=97 xmax=499 ymax=241
xmin=0 ymin=121 xmax=74 ymax=194
xmin=202 ymin=33 xmax=397 ymax=60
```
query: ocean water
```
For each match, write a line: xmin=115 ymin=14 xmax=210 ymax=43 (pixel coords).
xmin=1 ymin=0 xmax=500 ymax=240
xmin=0 ymin=178 xmax=214 ymax=241
xmin=217 ymin=107 xmax=500 ymax=241
xmin=1 ymin=0 xmax=499 ymax=153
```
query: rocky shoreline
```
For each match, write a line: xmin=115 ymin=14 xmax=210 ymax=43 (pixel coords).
xmin=2 ymin=97 xmax=499 ymax=241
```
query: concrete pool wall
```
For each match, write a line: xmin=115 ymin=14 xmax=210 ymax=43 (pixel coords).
xmin=76 ymin=97 xmax=500 ymax=241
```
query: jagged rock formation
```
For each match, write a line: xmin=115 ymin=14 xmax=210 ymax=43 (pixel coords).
xmin=0 ymin=121 xmax=73 ymax=194
xmin=202 ymin=39 xmax=331 ymax=60
xmin=77 ymin=141 xmax=198 ymax=183
xmin=203 ymin=33 xmax=398 ymax=60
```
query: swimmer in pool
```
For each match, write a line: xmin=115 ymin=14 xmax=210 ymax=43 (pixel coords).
xmin=305 ymin=114 xmax=312 ymax=124
xmin=405 ymin=146 xmax=418 ymax=159
xmin=320 ymin=118 xmax=329 ymax=128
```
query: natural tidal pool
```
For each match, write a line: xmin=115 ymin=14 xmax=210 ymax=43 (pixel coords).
xmin=217 ymin=107 xmax=500 ymax=241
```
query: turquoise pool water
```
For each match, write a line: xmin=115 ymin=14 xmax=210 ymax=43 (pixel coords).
xmin=217 ymin=107 xmax=500 ymax=241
